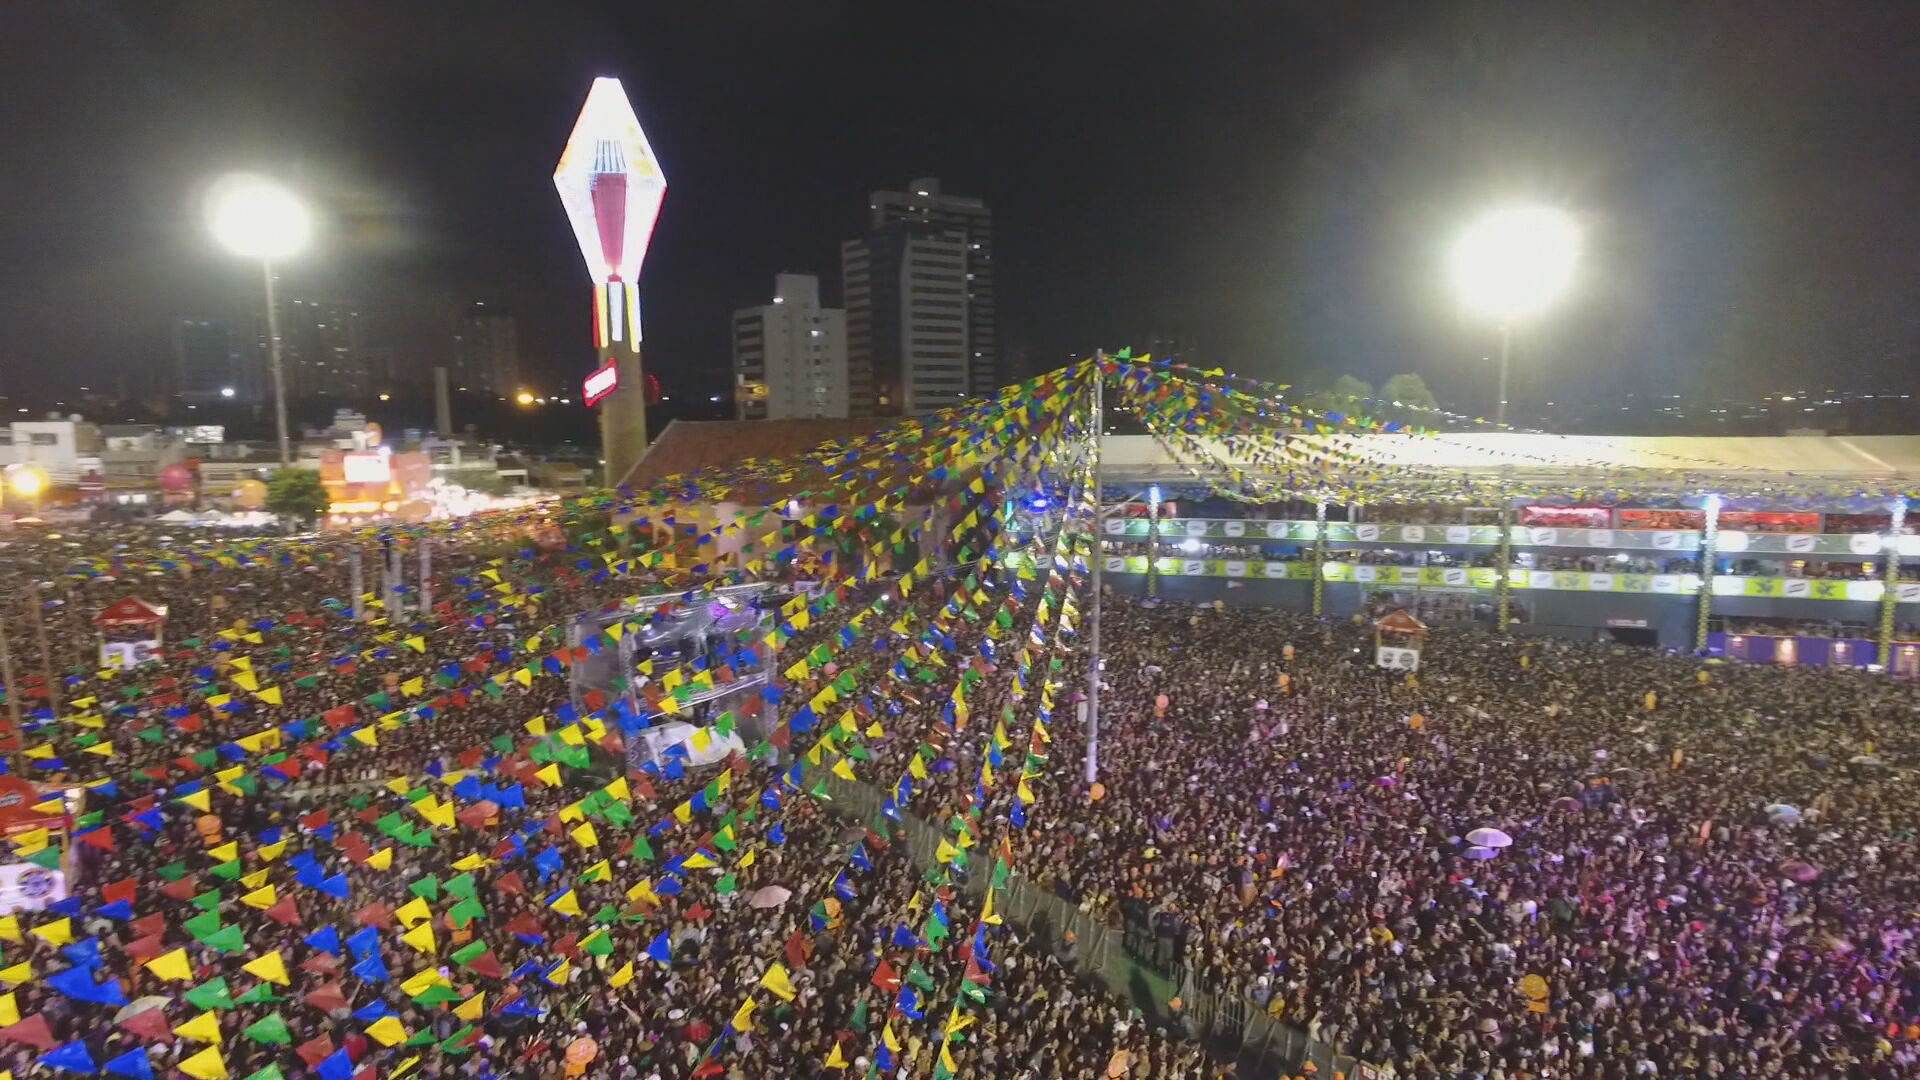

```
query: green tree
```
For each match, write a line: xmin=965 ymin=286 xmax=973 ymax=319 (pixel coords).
xmin=1327 ymin=374 xmax=1374 ymax=404
xmin=1379 ymin=373 xmax=1439 ymax=411
xmin=265 ymin=468 xmax=329 ymax=522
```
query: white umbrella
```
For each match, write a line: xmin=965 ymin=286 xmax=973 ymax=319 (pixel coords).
xmin=1467 ymin=827 xmax=1513 ymax=849
xmin=1765 ymin=803 xmax=1802 ymax=824
xmin=748 ymin=885 xmax=792 ymax=909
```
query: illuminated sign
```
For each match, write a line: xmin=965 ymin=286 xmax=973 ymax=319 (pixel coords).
xmin=583 ymin=360 xmax=620 ymax=407
xmin=555 ymin=78 xmax=667 ymax=350
xmin=342 ymin=451 xmax=391 ymax=485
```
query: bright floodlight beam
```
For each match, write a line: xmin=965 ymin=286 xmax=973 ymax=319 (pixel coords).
xmin=1448 ymin=204 xmax=1579 ymax=426
xmin=209 ymin=174 xmax=312 ymax=466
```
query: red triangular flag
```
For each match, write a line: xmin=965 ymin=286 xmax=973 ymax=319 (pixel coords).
xmin=296 ymin=1034 xmax=336 ymax=1067
xmin=304 ymin=983 xmax=349 ymax=1014
xmin=684 ymin=902 xmax=711 ymax=923
xmin=505 ymin=913 xmax=542 ymax=937
xmin=102 ymin=877 xmax=138 ymax=905
xmin=129 ymin=913 xmax=166 ymax=937
xmin=160 ymin=878 xmax=198 ymax=901
xmin=0 ymin=1014 xmax=57 ymax=1050
xmin=786 ymin=931 xmax=814 ymax=971
xmin=495 ymin=871 xmax=526 ymax=896
xmin=265 ymin=896 xmax=303 ymax=926
xmin=872 ymin=960 xmax=901 ymax=993
xmin=355 ymin=902 xmax=392 ymax=928
xmin=465 ymin=951 xmax=506 ymax=980
xmin=122 ymin=933 xmax=166 ymax=960
xmin=118 ymin=1008 xmax=172 ymax=1043
xmin=78 ymin=828 xmax=115 ymax=851
xmin=300 ymin=954 xmax=340 ymax=974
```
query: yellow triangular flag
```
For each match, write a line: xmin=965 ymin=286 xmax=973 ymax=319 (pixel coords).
xmin=758 ymin=962 xmax=797 ymax=1002
xmin=534 ymin=764 xmax=562 ymax=787
xmin=240 ymin=885 xmax=277 ymax=911
xmin=548 ymin=889 xmax=581 ymax=917
xmin=394 ymin=897 xmax=432 ymax=927
xmin=825 ymin=1042 xmax=849 ymax=1070
xmin=366 ymin=847 xmax=393 ymax=871
xmin=0 ymin=962 xmax=28 ymax=986
xmin=255 ymin=686 xmax=282 ymax=707
xmin=173 ymin=1009 xmax=223 ymax=1044
xmin=29 ymin=917 xmax=72 ymax=946
xmin=0 ymin=991 xmax=16 ymax=1026
xmin=145 ymin=948 xmax=193 ymax=981
xmin=239 ymin=869 xmax=270 ymax=890
xmin=365 ymin=1015 xmax=409 ymax=1047
xmin=0 ymin=917 xmax=18 ymax=943
xmin=544 ymin=958 xmax=570 ymax=985
xmin=256 ymin=839 xmax=287 ymax=863
xmin=832 ymin=758 xmax=858 ymax=782
xmin=608 ymin=961 xmax=635 ymax=989
xmin=242 ymin=950 xmax=290 ymax=986
xmin=569 ymin=822 xmax=599 ymax=849
xmin=603 ymin=776 xmax=630 ymax=802
xmin=453 ymin=993 xmax=486 ymax=1021
xmin=399 ymin=969 xmax=446 ymax=998
xmin=401 ymin=921 xmax=437 ymax=955
xmin=179 ymin=788 xmax=212 ymax=812
xmin=178 ymin=1045 xmax=228 ymax=1080
xmin=731 ymin=997 xmax=757 ymax=1032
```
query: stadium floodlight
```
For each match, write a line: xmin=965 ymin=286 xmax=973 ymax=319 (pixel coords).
xmin=208 ymin=173 xmax=312 ymax=465
xmin=1448 ymin=205 xmax=1579 ymax=425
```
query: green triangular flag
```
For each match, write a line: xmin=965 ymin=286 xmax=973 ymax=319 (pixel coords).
xmin=412 ymin=984 xmax=462 ymax=1007
xmin=440 ymin=1024 xmax=478 ymax=1054
xmin=244 ymin=1065 xmax=287 ymax=1080
xmin=201 ymin=924 xmax=248 ymax=954
xmin=235 ymin=982 xmax=280 ymax=1006
xmin=186 ymin=976 xmax=236 ymax=1010
xmin=590 ymin=903 xmax=618 ymax=924
xmin=906 ymin=962 xmax=936 ymax=991
xmin=450 ymin=941 xmax=488 ymax=967
xmin=190 ymin=889 xmax=223 ymax=913
xmin=25 ymin=847 xmax=61 ymax=870
xmin=447 ymin=897 xmax=487 ymax=928
xmin=208 ymin=860 xmax=243 ymax=881
xmin=581 ymin=930 xmax=614 ymax=957
xmin=183 ymin=911 xmax=223 ymax=940
xmin=192 ymin=749 xmax=220 ymax=769
xmin=409 ymin=876 xmax=441 ymax=902
xmin=714 ymin=874 xmax=737 ymax=896
xmin=137 ymin=727 xmax=166 ymax=744
xmin=602 ymin=801 xmax=634 ymax=827
xmin=443 ymin=872 xmax=477 ymax=901
xmin=629 ymin=836 xmax=654 ymax=862
xmin=404 ymin=1028 xmax=438 ymax=1048
xmin=156 ymin=860 xmax=189 ymax=882
xmin=242 ymin=1012 xmax=292 ymax=1046
xmin=850 ymin=1000 xmax=869 ymax=1033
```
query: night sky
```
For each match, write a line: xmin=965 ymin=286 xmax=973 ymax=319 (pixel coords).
xmin=2 ymin=1 xmax=1916 ymax=418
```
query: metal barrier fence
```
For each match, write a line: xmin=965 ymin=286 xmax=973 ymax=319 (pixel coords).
xmin=820 ymin=776 xmax=1382 ymax=1079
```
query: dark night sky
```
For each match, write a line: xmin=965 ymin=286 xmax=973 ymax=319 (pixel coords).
xmin=2 ymin=0 xmax=1916 ymax=416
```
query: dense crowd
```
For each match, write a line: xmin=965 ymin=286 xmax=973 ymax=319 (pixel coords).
xmin=3 ymin=506 xmax=1918 ymax=1080
xmin=1005 ymin=599 xmax=1920 ymax=1078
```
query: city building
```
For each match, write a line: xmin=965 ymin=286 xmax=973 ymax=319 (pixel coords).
xmin=731 ymin=274 xmax=849 ymax=420
xmin=450 ymin=302 xmax=521 ymax=397
xmin=248 ymin=293 xmax=370 ymax=400
xmin=842 ymin=178 xmax=997 ymax=415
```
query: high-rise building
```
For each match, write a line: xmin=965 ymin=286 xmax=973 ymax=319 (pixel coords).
xmin=732 ymin=274 xmax=848 ymax=419
xmin=450 ymin=303 xmax=521 ymax=397
xmin=171 ymin=318 xmax=258 ymax=403
xmin=252 ymin=295 xmax=369 ymax=400
xmin=843 ymin=178 xmax=998 ymax=415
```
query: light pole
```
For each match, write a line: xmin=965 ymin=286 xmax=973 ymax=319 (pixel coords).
xmin=209 ymin=174 xmax=313 ymax=466
xmin=1448 ymin=204 xmax=1579 ymax=426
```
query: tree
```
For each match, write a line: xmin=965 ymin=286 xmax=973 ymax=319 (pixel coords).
xmin=1327 ymin=374 xmax=1373 ymax=404
xmin=1379 ymin=373 xmax=1439 ymax=412
xmin=266 ymin=468 xmax=329 ymax=523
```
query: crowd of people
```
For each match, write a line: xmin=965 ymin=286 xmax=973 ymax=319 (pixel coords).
xmin=2 ymin=500 xmax=1917 ymax=1080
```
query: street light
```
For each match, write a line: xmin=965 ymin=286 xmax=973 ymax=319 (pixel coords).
xmin=208 ymin=174 xmax=312 ymax=466
xmin=1448 ymin=204 xmax=1579 ymax=426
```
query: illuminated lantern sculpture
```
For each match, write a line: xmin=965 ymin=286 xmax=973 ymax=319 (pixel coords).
xmin=158 ymin=463 xmax=195 ymax=495
xmin=554 ymin=77 xmax=667 ymax=490
xmin=232 ymin=478 xmax=268 ymax=510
